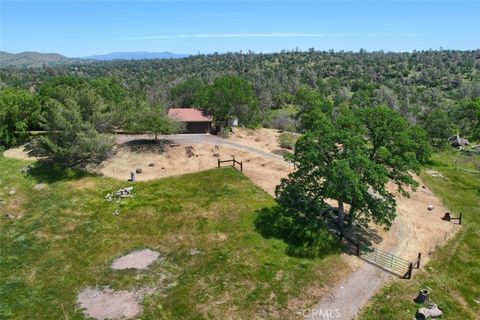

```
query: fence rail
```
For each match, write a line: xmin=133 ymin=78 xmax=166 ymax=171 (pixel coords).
xmin=336 ymin=228 xmax=421 ymax=279
xmin=217 ymin=156 xmax=243 ymax=172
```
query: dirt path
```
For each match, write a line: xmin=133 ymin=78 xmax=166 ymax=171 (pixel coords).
xmin=307 ymin=182 xmax=459 ymax=319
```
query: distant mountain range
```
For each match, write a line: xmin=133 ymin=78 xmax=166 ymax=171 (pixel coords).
xmin=85 ymin=51 xmax=190 ymax=61
xmin=0 ymin=51 xmax=190 ymax=67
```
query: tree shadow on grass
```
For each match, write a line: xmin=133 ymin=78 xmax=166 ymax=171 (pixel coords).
xmin=27 ymin=161 xmax=88 ymax=184
xmin=254 ymin=205 xmax=342 ymax=259
xmin=255 ymin=205 xmax=385 ymax=259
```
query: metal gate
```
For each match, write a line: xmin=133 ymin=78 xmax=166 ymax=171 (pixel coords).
xmin=359 ymin=246 xmax=414 ymax=278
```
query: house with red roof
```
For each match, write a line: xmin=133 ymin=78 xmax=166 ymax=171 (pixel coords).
xmin=167 ymin=108 xmax=213 ymax=134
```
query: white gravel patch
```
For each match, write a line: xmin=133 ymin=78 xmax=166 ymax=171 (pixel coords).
xmin=77 ymin=287 xmax=142 ymax=320
xmin=111 ymin=249 xmax=161 ymax=270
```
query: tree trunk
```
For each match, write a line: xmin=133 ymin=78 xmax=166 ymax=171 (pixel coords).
xmin=347 ymin=211 xmax=353 ymax=228
xmin=338 ymin=200 xmax=345 ymax=231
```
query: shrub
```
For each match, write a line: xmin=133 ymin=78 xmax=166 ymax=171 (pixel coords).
xmin=278 ymin=132 xmax=298 ymax=150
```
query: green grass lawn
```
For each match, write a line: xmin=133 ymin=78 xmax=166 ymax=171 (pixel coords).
xmin=0 ymin=156 xmax=344 ymax=320
xmin=360 ymin=150 xmax=480 ymax=320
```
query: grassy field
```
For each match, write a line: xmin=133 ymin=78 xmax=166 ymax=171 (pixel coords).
xmin=0 ymin=156 xmax=345 ymax=320
xmin=360 ymin=150 xmax=480 ymax=319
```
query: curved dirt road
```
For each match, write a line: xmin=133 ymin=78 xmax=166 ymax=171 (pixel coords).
xmin=115 ymin=133 xmax=288 ymax=164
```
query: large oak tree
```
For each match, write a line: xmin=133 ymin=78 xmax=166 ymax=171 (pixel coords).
xmin=276 ymin=106 xmax=431 ymax=232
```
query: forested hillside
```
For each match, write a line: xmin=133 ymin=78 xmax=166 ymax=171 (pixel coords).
xmin=1 ymin=50 xmax=479 ymax=144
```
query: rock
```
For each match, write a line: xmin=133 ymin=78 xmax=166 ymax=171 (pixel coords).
xmin=5 ymin=213 xmax=15 ymax=219
xmin=135 ymin=168 xmax=142 ymax=174
xmin=8 ymin=188 xmax=16 ymax=196
xmin=106 ymin=186 xmax=134 ymax=201
xmin=425 ymin=170 xmax=445 ymax=179
xmin=22 ymin=165 xmax=32 ymax=174
xmin=185 ymin=146 xmax=195 ymax=158
xmin=33 ymin=183 xmax=47 ymax=190
xmin=214 ymin=145 xmax=220 ymax=150
xmin=189 ymin=248 xmax=201 ymax=256
xmin=449 ymin=135 xmax=469 ymax=149
xmin=148 ymin=163 xmax=155 ymax=167
xmin=212 ymin=153 xmax=220 ymax=157
xmin=0 ymin=199 xmax=5 ymax=207
xmin=416 ymin=304 xmax=443 ymax=319
xmin=427 ymin=204 xmax=434 ymax=211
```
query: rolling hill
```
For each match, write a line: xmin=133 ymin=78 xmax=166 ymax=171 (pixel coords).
xmin=0 ymin=51 xmax=80 ymax=68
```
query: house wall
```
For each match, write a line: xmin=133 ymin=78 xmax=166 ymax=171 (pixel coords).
xmin=185 ymin=122 xmax=211 ymax=134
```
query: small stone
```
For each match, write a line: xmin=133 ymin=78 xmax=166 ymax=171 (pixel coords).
xmin=136 ymin=168 xmax=142 ymax=174
xmin=189 ymin=248 xmax=201 ymax=256
xmin=148 ymin=163 xmax=155 ymax=167
xmin=33 ymin=183 xmax=47 ymax=190
xmin=427 ymin=204 xmax=434 ymax=211
xmin=22 ymin=165 xmax=32 ymax=174
xmin=213 ymin=153 xmax=220 ymax=157
xmin=8 ymin=188 xmax=16 ymax=196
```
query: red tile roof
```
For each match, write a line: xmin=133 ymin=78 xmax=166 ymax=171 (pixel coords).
xmin=168 ymin=108 xmax=212 ymax=122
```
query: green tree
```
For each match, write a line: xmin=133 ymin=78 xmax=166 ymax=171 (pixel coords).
xmin=0 ymin=88 xmax=40 ymax=147
xmin=125 ymin=103 xmax=181 ymax=141
xmin=276 ymin=106 xmax=431 ymax=236
xmin=38 ymin=98 xmax=114 ymax=167
xmin=454 ymin=99 xmax=480 ymax=141
xmin=170 ymin=78 xmax=205 ymax=107
xmin=201 ymin=76 xmax=259 ymax=127
xmin=421 ymin=109 xmax=456 ymax=147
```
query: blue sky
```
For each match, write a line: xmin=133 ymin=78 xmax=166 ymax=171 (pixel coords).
xmin=1 ymin=1 xmax=479 ymax=57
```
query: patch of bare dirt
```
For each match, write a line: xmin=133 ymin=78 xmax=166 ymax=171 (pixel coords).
xmin=77 ymin=287 xmax=145 ymax=320
xmin=3 ymin=145 xmax=40 ymax=160
xmin=100 ymin=143 xmax=293 ymax=195
xmin=229 ymin=128 xmax=284 ymax=153
xmin=111 ymin=249 xmax=162 ymax=270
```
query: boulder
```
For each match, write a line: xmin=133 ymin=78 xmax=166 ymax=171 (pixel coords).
xmin=449 ymin=135 xmax=469 ymax=148
xmin=416 ymin=304 xmax=443 ymax=319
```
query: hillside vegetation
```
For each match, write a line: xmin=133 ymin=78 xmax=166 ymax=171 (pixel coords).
xmin=0 ymin=51 xmax=80 ymax=68
xmin=2 ymin=50 xmax=478 ymax=144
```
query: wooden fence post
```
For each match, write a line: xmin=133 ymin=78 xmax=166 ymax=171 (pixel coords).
xmin=218 ymin=158 xmax=220 ymax=168
xmin=407 ymin=263 xmax=413 ymax=279
xmin=240 ymin=161 xmax=243 ymax=172
xmin=416 ymin=253 xmax=421 ymax=268
xmin=356 ymin=241 xmax=360 ymax=256
xmin=459 ymin=213 xmax=462 ymax=225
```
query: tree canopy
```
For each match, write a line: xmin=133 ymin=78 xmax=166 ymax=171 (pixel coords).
xmin=276 ymin=106 xmax=431 ymax=235
xmin=201 ymin=76 xmax=259 ymax=127
xmin=0 ymin=88 xmax=40 ymax=148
